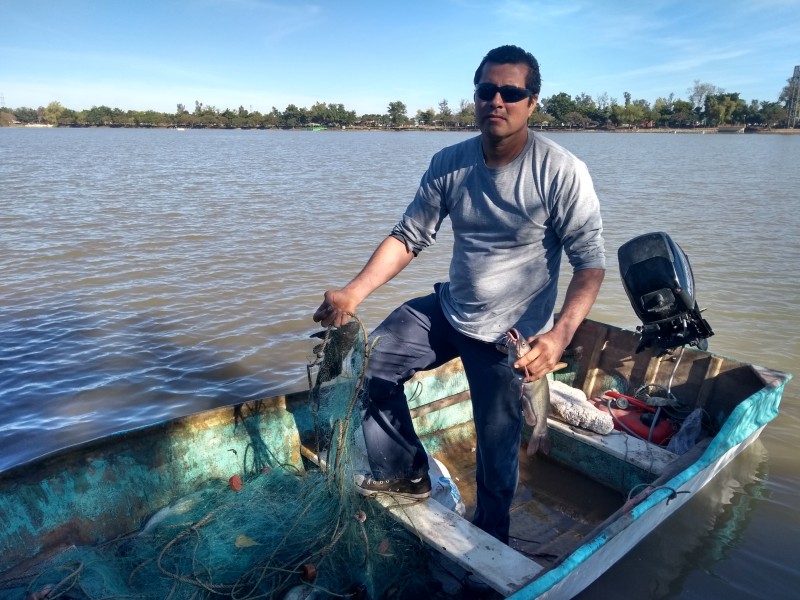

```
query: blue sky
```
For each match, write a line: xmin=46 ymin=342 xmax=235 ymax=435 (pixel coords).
xmin=2 ymin=0 xmax=799 ymax=115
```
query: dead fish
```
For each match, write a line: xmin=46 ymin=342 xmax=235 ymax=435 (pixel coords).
xmin=309 ymin=320 xmax=361 ymax=390
xmin=282 ymin=585 xmax=324 ymax=600
xmin=235 ymin=534 xmax=260 ymax=548
xmin=26 ymin=586 xmax=53 ymax=600
xmin=139 ymin=489 xmax=212 ymax=535
xmin=503 ymin=328 xmax=551 ymax=456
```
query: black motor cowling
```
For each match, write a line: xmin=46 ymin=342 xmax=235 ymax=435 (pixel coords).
xmin=618 ymin=232 xmax=713 ymax=352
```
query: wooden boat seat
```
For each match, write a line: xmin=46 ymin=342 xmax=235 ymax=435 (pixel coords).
xmin=374 ymin=494 xmax=544 ymax=596
xmin=547 ymin=415 xmax=677 ymax=476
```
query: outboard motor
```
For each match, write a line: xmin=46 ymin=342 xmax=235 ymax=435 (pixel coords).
xmin=618 ymin=232 xmax=713 ymax=352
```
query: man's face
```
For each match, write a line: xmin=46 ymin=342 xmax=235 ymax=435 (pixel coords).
xmin=474 ymin=62 xmax=538 ymax=142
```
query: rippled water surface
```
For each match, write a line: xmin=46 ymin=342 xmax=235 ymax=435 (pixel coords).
xmin=2 ymin=127 xmax=799 ymax=598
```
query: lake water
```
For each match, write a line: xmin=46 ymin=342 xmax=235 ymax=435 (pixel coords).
xmin=1 ymin=127 xmax=798 ymax=598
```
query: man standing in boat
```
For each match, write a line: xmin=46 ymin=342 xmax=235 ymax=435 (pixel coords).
xmin=314 ymin=44 xmax=605 ymax=544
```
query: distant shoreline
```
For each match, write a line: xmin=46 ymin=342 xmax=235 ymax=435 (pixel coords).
xmin=545 ymin=127 xmax=800 ymax=135
xmin=8 ymin=123 xmax=800 ymax=134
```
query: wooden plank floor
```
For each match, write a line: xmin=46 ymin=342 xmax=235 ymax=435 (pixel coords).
xmin=373 ymin=495 xmax=543 ymax=596
xmin=434 ymin=442 xmax=623 ymax=566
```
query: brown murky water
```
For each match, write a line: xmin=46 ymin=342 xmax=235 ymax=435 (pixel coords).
xmin=1 ymin=127 xmax=798 ymax=598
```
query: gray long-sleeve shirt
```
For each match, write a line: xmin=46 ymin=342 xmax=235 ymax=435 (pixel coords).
xmin=391 ymin=129 xmax=605 ymax=343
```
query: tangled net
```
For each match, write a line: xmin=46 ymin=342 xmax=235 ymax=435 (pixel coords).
xmin=5 ymin=316 xmax=451 ymax=600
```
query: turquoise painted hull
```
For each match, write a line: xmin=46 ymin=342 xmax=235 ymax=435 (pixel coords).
xmin=0 ymin=319 xmax=791 ymax=598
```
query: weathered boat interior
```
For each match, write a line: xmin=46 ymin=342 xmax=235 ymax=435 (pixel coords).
xmin=293 ymin=318 xmax=783 ymax=594
xmin=368 ymin=319 xmax=766 ymax=563
xmin=0 ymin=318 xmax=786 ymax=599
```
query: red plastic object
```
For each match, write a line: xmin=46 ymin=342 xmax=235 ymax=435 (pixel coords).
xmin=301 ymin=563 xmax=317 ymax=582
xmin=601 ymin=389 xmax=656 ymax=412
xmin=592 ymin=398 xmax=674 ymax=445
xmin=229 ymin=474 xmax=243 ymax=491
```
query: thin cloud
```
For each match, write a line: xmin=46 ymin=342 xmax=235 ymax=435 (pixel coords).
xmin=620 ymin=49 xmax=753 ymax=79
xmin=494 ymin=0 xmax=583 ymax=21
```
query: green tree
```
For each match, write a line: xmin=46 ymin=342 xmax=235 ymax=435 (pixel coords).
xmin=609 ymin=101 xmax=624 ymax=126
xmin=759 ymin=101 xmax=787 ymax=127
xmin=457 ymin=99 xmax=475 ymax=127
xmin=42 ymin=101 xmax=64 ymax=125
xmin=574 ymin=93 xmax=595 ymax=119
xmin=652 ymin=97 xmax=670 ymax=127
xmin=528 ymin=109 xmax=553 ymax=128
xmin=190 ymin=103 xmax=222 ymax=127
xmin=220 ymin=107 xmax=237 ymax=128
xmin=359 ymin=113 xmax=387 ymax=127
xmin=573 ymin=92 xmax=606 ymax=125
xmin=57 ymin=108 xmax=77 ymax=126
xmin=309 ymin=101 xmax=331 ymax=125
xmin=387 ymin=101 xmax=408 ymax=127
xmin=83 ymin=105 xmax=114 ymax=126
xmin=175 ymin=103 xmax=188 ymax=126
xmin=438 ymin=99 xmax=453 ymax=127
xmin=542 ymin=92 xmax=577 ymax=124
xmin=704 ymin=92 xmax=745 ymax=125
xmin=138 ymin=109 xmax=169 ymax=127
xmin=263 ymin=107 xmax=282 ymax=128
xmin=329 ymin=103 xmax=357 ymax=127
xmin=245 ymin=110 xmax=264 ymax=128
xmin=591 ymin=92 xmax=613 ymax=126
xmin=416 ymin=108 xmax=435 ymax=126
xmin=669 ymin=99 xmax=695 ymax=127
xmin=730 ymin=96 xmax=750 ymax=124
xmin=12 ymin=107 xmax=37 ymax=123
xmin=631 ymin=98 xmax=651 ymax=125
xmin=564 ymin=111 xmax=588 ymax=128
xmin=282 ymin=104 xmax=307 ymax=128
xmin=609 ymin=96 xmax=648 ymax=127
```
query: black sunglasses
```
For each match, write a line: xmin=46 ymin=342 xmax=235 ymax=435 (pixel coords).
xmin=475 ymin=83 xmax=533 ymax=103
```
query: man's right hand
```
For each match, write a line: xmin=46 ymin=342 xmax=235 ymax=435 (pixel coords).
xmin=313 ymin=289 xmax=360 ymax=328
xmin=313 ymin=236 xmax=416 ymax=328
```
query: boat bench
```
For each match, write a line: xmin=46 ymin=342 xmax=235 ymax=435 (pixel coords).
xmin=547 ymin=416 xmax=677 ymax=477
xmin=374 ymin=494 xmax=544 ymax=596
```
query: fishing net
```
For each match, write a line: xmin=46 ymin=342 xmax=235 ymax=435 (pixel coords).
xmin=3 ymin=317 xmax=458 ymax=600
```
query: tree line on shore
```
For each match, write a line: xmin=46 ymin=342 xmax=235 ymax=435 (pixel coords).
xmin=2 ymin=80 xmax=797 ymax=130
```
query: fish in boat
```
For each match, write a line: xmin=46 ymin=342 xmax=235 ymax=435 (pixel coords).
xmin=501 ymin=327 xmax=552 ymax=456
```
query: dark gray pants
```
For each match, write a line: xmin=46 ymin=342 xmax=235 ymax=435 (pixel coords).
xmin=361 ymin=290 xmax=523 ymax=543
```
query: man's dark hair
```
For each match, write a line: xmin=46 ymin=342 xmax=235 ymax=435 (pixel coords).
xmin=473 ymin=45 xmax=541 ymax=96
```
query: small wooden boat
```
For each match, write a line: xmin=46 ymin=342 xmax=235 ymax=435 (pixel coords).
xmin=0 ymin=233 xmax=792 ymax=598
xmin=0 ymin=316 xmax=790 ymax=598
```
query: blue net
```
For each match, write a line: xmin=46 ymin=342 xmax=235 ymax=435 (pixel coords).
xmin=3 ymin=317 xmax=458 ymax=599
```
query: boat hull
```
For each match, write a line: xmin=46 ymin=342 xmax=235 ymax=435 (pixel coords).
xmin=519 ymin=426 xmax=766 ymax=599
xmin=0 ymin=319 xmax=791 ymax=598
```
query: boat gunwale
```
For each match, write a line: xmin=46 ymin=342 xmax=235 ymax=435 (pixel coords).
xmin=509 ymin=365 xmax=791 ymax=598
